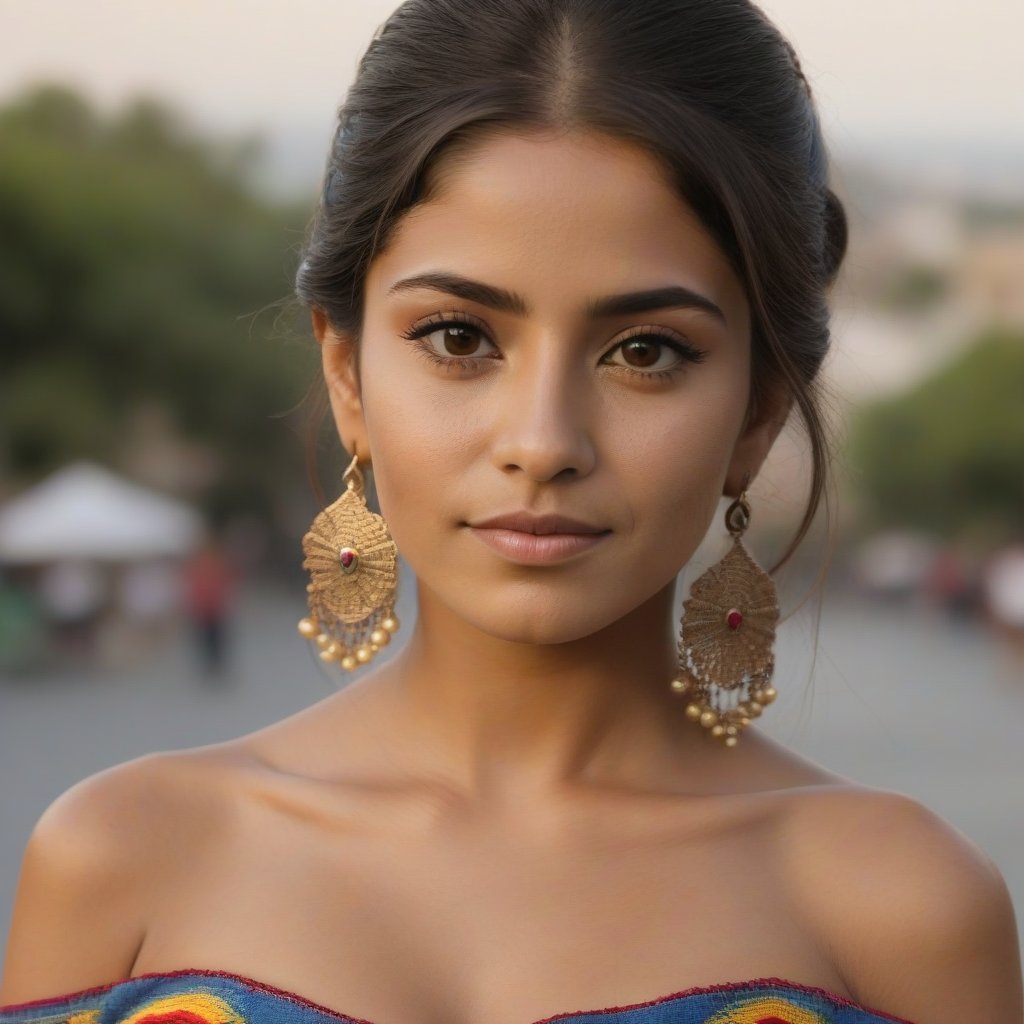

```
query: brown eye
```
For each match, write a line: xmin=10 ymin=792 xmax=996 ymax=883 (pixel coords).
xmin=438 ymin=325 xmax=484 ymax=356
xmin=620 ymin=338 xmax=662 ymax=367
xmin=604 ymin=330 xmax=706 ymax=375
xmin=403 ymin=317 xmax=498 ymax=361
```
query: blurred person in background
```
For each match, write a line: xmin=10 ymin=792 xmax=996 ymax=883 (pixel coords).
xmin=0 ymin=570 xmax=45 ymax=672
xmin=981 ymin=533 xmax=1024 ymax=678
xmin=107 ymin=559 xmax=182 ymax=666
xmin=922 ymin=544 xmax=977 ymax=620
xmin=35 ymin=559 xmax=105 ymax=662
xmin=1 ymin=2 xmax=1020 ymax=1024
xmin=181 ymin=534 xmax=237 ymax=678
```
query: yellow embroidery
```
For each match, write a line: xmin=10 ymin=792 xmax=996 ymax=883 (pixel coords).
xmin=117 ymin=991 xmax=244 ymax=1023
xmin=67 ymin=1012 xmax=102 ymax=1024
xmin=705 ymin=995 xmax=829 ymax=1024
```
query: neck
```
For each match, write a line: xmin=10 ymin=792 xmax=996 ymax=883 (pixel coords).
xmin=378 ymin=576 xmax=701 ymax=803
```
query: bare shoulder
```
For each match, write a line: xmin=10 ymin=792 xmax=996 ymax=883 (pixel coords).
xmin=0 ymin=744 xmax=243 ymax=1005
xmin=779 ymin=784 xmax=1023 ymax=1022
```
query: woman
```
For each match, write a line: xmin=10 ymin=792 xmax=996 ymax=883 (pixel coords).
xmin=1 ymin=1 xmax=1020 ymax=1022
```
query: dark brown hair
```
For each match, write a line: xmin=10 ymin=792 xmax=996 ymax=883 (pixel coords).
xmin=295 ymin=0 xmax=848 ymax=575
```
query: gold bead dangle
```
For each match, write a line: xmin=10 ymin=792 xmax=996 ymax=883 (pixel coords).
xmin=297 ymin=450 xmax=399 ymax=670
xmin=670 ymin=484 xmax=779 ymax=747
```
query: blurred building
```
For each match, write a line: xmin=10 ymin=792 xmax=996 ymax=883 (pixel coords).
xmin=755 ymin=161 xmax=1024 ymax=539
xmin=956 ymin=231 xmax=1024 ymax=327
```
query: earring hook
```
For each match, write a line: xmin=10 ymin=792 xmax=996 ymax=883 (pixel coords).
xmin=725 ymin=471 xmax=753 ymax=537
xmin=342 ymin=449 xmax=364 ymax=496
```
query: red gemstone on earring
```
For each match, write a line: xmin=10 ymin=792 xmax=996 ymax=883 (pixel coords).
xmin=340 ymin=548 xmax=357 ymax=569
xmin=726 ymin=608 xmax=743 ymax=630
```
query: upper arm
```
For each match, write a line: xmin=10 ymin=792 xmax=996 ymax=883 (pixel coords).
xmin=0 ymin=753 xmax=178 ymax=1005
xmin=789 ymin=788 xmax=1023 ymax=1023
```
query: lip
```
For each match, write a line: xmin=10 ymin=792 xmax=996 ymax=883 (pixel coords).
xmin=468 ymin=512 xmax=609 ymax=535
xmin=464 ymin=512 xmax=612 ymax=566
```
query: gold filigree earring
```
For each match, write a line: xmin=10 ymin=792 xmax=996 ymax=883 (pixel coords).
xmin=297 ymin=450 xmax=400 ymax=670
xmin=670 ymin=480 xmax=779 ymax=746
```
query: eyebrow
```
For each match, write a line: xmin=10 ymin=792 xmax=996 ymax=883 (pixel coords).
xmin=387 ymin=272 xmax=727 ymax=325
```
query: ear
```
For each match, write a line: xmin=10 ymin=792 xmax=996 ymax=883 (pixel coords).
xmin=723 ymin=379 xmax=793 ymax=498
xmin=312 ymin=309 xmax=369 ymax=461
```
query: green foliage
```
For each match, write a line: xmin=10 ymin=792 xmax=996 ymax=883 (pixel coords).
xmin=0 ymin=84 xmax=318 ymax=526
xmin=879 ymin=265 xmax=948 ymax=313
xmin=848 ymin=329 xmax=1024 ymax=543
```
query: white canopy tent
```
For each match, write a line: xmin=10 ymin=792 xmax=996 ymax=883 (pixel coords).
xmin=0 ymin=461 xmax=203 ymax=564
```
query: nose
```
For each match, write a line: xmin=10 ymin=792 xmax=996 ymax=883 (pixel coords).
xmin=489 ymin=345 xmax=596 ymax=482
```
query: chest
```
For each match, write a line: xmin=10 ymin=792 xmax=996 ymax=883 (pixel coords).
xmin=132 ymin=794 xmax=849 ymax=1024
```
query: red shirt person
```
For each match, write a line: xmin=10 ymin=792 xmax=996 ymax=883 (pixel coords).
xmin=181 ymin=539 xmax=237 ymax=676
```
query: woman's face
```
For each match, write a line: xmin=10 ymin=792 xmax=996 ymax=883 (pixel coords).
xmin=322 ymin=129 xmax=780 ymax=645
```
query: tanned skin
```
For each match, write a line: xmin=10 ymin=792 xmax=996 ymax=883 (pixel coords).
xmin=3 ymin=131 xmax=1021 ymax=1024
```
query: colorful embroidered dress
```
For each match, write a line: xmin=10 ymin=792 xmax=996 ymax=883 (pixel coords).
xmin=0 ymin=970 xmax=915 ymax=1024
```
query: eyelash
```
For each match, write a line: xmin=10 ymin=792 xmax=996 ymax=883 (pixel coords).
xmin=399 ymin=312 xmax=707 ymax=381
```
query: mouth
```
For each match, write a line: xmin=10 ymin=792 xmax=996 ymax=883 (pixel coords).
xmin=466 ymin=512 xmax=611 ymax=535
xmin=463 ymin=513 xmax=612 ymax=565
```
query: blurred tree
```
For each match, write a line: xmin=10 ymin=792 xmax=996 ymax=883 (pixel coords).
xmin=0 ymin=84 xmax=100 ymax=147
xmin=0 ymin=84 xmax=318 ymax=542
xmin=880 ymin=264 xmax=948 ymax=314
xmin=847 ymin=329 xmax=1024 ymax=545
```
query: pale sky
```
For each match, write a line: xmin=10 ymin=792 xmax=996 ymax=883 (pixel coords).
xmin=1 ymin=0 xmax=1022 ymax=195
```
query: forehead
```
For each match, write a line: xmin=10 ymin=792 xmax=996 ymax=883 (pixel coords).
xmin=367 ymin=129 xmax=748 ymax=326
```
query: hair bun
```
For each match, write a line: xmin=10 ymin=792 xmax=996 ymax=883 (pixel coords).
xmin=822 ymin=188 xmax=848 ymax=285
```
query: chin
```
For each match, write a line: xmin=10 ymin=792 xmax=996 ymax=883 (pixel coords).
xmin=476 ymin=616 xmax=600 ymax=647
xmin=438 ymin=580 xmax=647 ymax=647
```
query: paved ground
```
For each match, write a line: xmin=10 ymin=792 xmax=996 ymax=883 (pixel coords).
xmin=2 ymin=568 xmax=1022 ymax=968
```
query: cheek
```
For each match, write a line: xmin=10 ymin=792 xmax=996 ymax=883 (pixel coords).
xmin=356 ymin=341 xmax=468 ymax=548
xmin=621 ymin=386 xmax=746 ymax=566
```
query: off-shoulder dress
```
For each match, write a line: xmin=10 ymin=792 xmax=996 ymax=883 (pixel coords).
xmin=0 ymin=969 xmax=917 ymax=1024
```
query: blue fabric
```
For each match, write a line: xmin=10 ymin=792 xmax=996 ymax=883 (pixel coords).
xmin=0 ymin=970 xmax=914 ymax=1024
